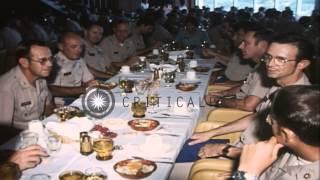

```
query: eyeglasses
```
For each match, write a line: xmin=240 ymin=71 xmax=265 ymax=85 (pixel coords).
xmin=261 ymin=54 xmax=296 ymax=65
xmin=30 ymin=57 xmax=54 ymax=65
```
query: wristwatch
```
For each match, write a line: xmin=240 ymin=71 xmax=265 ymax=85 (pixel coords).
xmin=232 ymin=171 xmax=258 ymax=180
xmin=216 ymin=98 xmax=223 ymax=107
xmin=221 ymin=144 xmax=233 ymax=156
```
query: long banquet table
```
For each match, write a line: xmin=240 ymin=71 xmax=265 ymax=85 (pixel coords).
xmin=1 ymin=59 xmax=216 ymax=180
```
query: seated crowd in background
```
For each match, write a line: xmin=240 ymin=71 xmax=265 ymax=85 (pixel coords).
xmin=0 ymin=0 xmax=319 ymax=177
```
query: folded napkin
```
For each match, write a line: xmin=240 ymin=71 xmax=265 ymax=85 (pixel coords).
xmin=149 ymin=64 xmax=178 ymax=72
xmin=46 ymin=117 xmax=94 ymax=141
xmin=170 ymin=101 xmax=196 ymax=115
xmin=139 ymin=134 xmax=172 ymax=156
xmin=168 ymin=50 xmax=188 ymax=57
xmin=98 ymin=118 xmax=128 ymax=130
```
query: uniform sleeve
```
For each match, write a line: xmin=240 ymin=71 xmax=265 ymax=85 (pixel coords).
xmin=0 ymin=90 xmax=14 ymax=126
xmin=79 ymin=59 xmax=94 ymax=83
xmin=100 ymin=37 xmax=116 ymax=62
xmin=247 ymin=71 xmax=270 ymax=98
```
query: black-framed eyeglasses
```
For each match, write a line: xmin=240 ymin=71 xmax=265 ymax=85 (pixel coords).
xmin=261 ymin=54 xmax=296 ymax=65
xmin=30 ymin=56 xmax=54 ymax=65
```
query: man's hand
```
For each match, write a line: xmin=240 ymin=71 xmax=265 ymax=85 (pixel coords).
xmin=84 ymin=79 xmax=99 ymax=88
xmin=202 ymin=48 xmax=216 ymax=58
xmin=238 ymin=137 xmax=284 ymax=176
xmin=127 ymin=56 xmax=140 ymax=65
xmin=205 ymin=94 xmax=221 ymax=106
xmin=198 ymin=143 xmax=227 ymax=158
xmin=188 ymin=131 xmax=214 ymax=145
xmin=9 ymin=145 xmax=48 ymax=170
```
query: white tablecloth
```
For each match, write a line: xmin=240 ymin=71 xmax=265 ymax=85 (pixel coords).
xmin=1 ymin=59 xmax=216 ymax=180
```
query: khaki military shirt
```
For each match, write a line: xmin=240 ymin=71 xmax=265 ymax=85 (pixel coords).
xmin=99 ymin=35 xmax=136 ymax=64
xmin=224 ymin=53 xmax=254 ymax=81
xmin=83 ymin=40 xmax=110 ymax=72
xmin=260 ymin=152 xmax=320 ymax=180
xmin=129 ymin=28 xmax=145 ymax=50
xmin=0 ymin=66 xmax=51 ymax=129
xmin=150 ymin=24 xmax=174 ymax=43
xmin=51 ymin=52 xmax=94 ymax=87
xmin=236 ymin=63 xmax=272 ymax=99
xmin=235 ymin=74 xmax=311 ymax=147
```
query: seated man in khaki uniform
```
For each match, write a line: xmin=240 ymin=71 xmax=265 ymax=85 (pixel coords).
xmin=99 ymin=19 xmax=139 ymax=70
xmin=191 ymin=34 xmax=312 ymax=158
xmin=129 ymin=16 xmax=160 ymax=56
xmin=49 ymin=32 xmax=98 ymax=105
xmin=206 ymin=27 xmax=274 ymax=112
xmin=83 ymin=21 xmax=114 ymax=78
xmin=235 ymin=85 xmax=319 ymax=180
xmin=0 ymin=41 xmax=55 ymax=129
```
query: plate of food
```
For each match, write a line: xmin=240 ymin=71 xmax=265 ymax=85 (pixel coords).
xmin=128 ymin=119 xmax=159 ymax=131
xmin=114 ymin=159 xmax=157 ymax=179
xmin=97 ymin=82 xmax=117 ymax=90
xmin=176 ymin=83 xmax=198 ymax=91
xmin=59 ymin=170 xmax=84 ymax=180
xmin=90 ymin=124 xmax=117 ymax=138
xmin=193 ymin=66 xmax=210 ymax=72
xmin=53 ymin=106 xmax=85 ymax=121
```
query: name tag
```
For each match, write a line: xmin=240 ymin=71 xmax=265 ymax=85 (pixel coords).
xmin=21 ymin=101 xmax=31 ymax=107
xmin=88 ymin=52 xmax=95 ymax=56
xmin=63 ymin=72 xmax=72 ymax=76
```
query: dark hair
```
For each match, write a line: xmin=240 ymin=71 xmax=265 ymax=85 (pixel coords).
xmin=58 ymin=32 xmax=81 ymax=44
xmin=271 ymin=33 xmax=314 ymax=62
xmin=16 ymin=40 xmax=48 ymax=62
xmin=136 ymin=16 xmax=154 ymax=27
xmin=184 ymin=15 xmax=199 ymax=27
xmin=270 ymin=85 xmax=320 ymax=146
xmin=246 ymin=24 xmax=274 ymax=45
xmin=83 ymin=21 xmax=104 ymax=31
xmin=112 ymin=18 xmax=129 ymax=29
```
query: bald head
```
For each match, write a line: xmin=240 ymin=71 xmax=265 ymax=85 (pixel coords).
xmin=58 ymin=32 xmax=83 ymax=60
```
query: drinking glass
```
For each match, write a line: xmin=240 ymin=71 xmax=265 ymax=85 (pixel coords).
xmin=46 ymin=135 xmax=62 ymax=154
xmin=20 ymin=131 xmax=38 ymax=148
xmin=147 ymin=92 xmax=159 ymax=114
xmin=85 ymin=167 xmax=107 ymax=180
xmin=30 ymin=174 xmax=51 ymax=180
xmin=131 ymin=101 xmax=147 ymax=118
xmin=93 ymin=138 xmax=113 ymax=161
xmin=134 ymin=80 xmax=147 ymax=96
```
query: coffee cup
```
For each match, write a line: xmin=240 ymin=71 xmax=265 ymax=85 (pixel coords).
xmin=120 ymin=65 xmax=130 ymax=74
xmin=139 ymin=56 xmax=146 ymax=61
xmin=186 ymin=70 xmax=197 ymax=80
xmin=152 ymin=49 xmax=159 ymax=55
xmin=189 ymin=60 xmax=197 ymax=68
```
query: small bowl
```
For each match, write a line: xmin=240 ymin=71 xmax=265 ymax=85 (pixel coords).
xmin=98 ymin=82 xmax=118 ymax=90
xmin=59 ymin=170 xmax=84 ymax=180
xmin=193 ymin=66 xmax=210 ymax=72
xmin=176 ymin=83 xmax=198 ymax=91
xmin=128 ymin=119 xmax=159 ymax=131
xmin=114 ymin=159 xmax=157 ymax=179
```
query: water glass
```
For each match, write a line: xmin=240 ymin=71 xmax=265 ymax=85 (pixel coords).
xmin=134 ymin=80 xmax=147 ymax=95
xmin=46 ymin=135 xmax=62 ymax=154
xmin=30 ymin=174 xmax=51 ymax=180
xmin=93 ymin=138 xmax=113 ymax=161
xmin=85 ymin=167 xmax=107 ymax=180
xmin=20 ymin=131 xmax=38 ymax=148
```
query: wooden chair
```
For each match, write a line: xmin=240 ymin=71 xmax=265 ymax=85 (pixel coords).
xmin=188 ymin=121 xmax=240 ymax=180
xmin=207 ymin=108 xmax=252 ymax=123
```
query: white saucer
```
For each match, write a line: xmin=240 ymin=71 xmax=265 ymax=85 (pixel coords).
xmin=180 ymin=78 xmax=201 ymax=84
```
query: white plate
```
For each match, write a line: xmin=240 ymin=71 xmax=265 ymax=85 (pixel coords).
xmin=180 ymin=78 xmax=201 ymax=84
